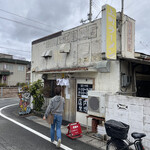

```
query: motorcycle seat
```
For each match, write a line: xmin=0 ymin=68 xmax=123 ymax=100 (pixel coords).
xmin=131 ymin=132 xmax=146 ymax=139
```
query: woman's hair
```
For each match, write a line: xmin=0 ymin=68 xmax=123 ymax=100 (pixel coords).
xmin=55 ymin=86 xmax=61 ymax=95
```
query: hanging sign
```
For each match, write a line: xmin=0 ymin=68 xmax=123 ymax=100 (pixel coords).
xmin=56 ymin=78 xmax=70 ymax=86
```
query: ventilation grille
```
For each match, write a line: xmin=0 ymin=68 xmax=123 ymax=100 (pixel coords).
xmin=88 ymin=96 xmax=100 ymax=113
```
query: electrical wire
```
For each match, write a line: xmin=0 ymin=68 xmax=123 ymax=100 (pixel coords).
xmin=125 ymin=0 xmax=141 ymax=11
xmin=94 ymin=10 xmax=102 ymax=20
xmin=92 ymin=2 xmax=98 ymax=11
xmin=0 ymin=46 xmax=31 ymax=54
xmin=135 ymin=34 xmax=150 ymax=50
xmin=139 ymin=41 xmax=150 ymax=51
xmin=135 ymin=39 xmax=150 ymax=53
xmin=92 ymin=3 xmax=100 ymax=16
xmin=94 ymin=0 xmax=101 ymax=9
xmin=92 ymin=1 xmax=102 ymax=20
xmin=0 ymin=8 xmax=61 ymax=31
xmin=0 ymin=16 xmax=51 ymax=33
xmin=93 ymin=1 xmax=101 ymax=10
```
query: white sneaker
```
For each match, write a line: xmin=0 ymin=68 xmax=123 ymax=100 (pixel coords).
xmin=51 ymin=140 xmax=54 ymax=143
xmin=56 ymin=139 xmax=61 ymax=148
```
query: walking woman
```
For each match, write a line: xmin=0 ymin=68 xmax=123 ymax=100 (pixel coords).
xmin=43 ymin=86 xmax=65 ymax=148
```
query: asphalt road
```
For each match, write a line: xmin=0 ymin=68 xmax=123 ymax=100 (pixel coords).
xmin=0 ymin=98 xmax=100 ymax=150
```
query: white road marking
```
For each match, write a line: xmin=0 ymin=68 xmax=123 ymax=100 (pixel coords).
xmin=0 ymin=103 xmax=73 ymax=150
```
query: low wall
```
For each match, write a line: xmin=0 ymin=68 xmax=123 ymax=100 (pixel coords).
xmin=106 ymin=94 xmax=150 ymax=149
xmin=0 ymin=87 xmax=18 ymax=98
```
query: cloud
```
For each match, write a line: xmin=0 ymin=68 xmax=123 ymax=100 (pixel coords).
xmin=0 ymin=0 xmax=87 ymax=60
xmin=3 ymin=0 xmax=88 ymax=44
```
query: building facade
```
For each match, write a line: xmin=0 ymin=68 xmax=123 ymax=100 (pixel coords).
xmin=31 ymin=5 xmax=150 ymax=148
xmin=0 ymin=53 xmax=30 ymax=86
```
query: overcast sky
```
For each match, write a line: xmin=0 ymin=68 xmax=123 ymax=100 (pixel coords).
xmin=0 ymin=0 xmax=149 ymax=61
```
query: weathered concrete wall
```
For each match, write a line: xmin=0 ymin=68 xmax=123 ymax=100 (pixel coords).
xmin=31 ymin=20 xmax=102 ymax=73
xmin=0 ymin=87 xmax=18 ymax=98
xmin=7 ymin=64 xmax=27 ymax=86
xmin=106 ymin=94 xmax=150 ymax=149
xmin=121 ymin=15 xmax=135 ymax=59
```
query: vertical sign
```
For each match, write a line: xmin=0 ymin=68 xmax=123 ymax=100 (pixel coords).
xmin=77 ymin=84 xmax=93 ymax=113
xmin=102 ymin=4 xmax=116 ymax=59
xmin=127 ymin=21 xmax=132 ymax=52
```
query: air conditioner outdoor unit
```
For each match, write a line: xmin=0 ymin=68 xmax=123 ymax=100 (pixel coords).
xmin=88 ymin=91 xmax=106 ymax=118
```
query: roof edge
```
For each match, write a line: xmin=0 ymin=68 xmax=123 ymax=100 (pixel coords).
xmin=32 ymin=30 xmax=63 ymax=45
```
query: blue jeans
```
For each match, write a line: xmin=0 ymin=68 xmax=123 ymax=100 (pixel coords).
xmin=50 ymin=114 xmax=62 ymax=141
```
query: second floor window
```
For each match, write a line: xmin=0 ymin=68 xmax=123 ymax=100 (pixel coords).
xmin=18 ymin=65 xmax=24 ymax=71
xmin=4 ymin=64 xmax=13 ymax=70
xmin=0 ymin=64 xmax=3 ymax=70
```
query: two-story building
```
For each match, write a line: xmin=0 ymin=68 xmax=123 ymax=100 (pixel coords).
xmin=0 ymin=53 xmax=30 ymax=86
xmin=31 ymin=4 xmax=150 ymax=148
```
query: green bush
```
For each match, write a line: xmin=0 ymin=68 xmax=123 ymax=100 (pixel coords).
xmin=16 ymin=82 xmax=26 ymax=87
xmin=0 ymin=83 xmax=7 ymax=87
xmin=29 ymin=80 xmax=44 ymax=111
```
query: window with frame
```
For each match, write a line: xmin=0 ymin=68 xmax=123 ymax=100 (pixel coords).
xmin=5 ymin=64 xmax=13 ymax=70
xmin=0 ymin=64 xmax=3 ymax=70
xmin=18 ymin=65 xmax=24 ymax=71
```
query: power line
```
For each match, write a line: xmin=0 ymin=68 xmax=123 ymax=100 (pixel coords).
xmin=0 ymin=8 xmax=61 ymax=31
xmin=95 ymin=10 xmax=102 ymax=20
xmin=92 ymin=3 xmax=98 ymax=11
xmin=0 ymin=46 xmax=31 ymax=54
xmin=139 ymin=41 xmax=150 ymax=51
xmin=136 ymin=34 xmax=150 ymax=48
xmin=125 ymin=1 xmax=138 ymax=11
xmin=93 ymin=0 xmax=101 ymax=9
xmin=93 ymin=2 xmax=101 ymax=11
xmin=0 ymin=16 xmax=51 ymax=33
xmin=135 ymin=39 xmax=150 ymax=52
xmin=92 ymin=0 xmax=102 ymax=20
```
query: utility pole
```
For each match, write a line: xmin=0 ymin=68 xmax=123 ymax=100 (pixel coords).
xmin=121 ymin=0 xmax=124 ymax=24
xmin=88 ymin=0 xmax=92 ymax=22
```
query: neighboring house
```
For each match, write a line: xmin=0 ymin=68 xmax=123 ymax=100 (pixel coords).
xmin=0 ymin=53 xmax=30 ymax=86
xmin=31 ymin=5 xmax=150 ymax=148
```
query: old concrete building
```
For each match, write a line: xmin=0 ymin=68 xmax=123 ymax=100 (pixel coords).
xmin=0 ymin=53 xmax=30 ymax=86
xmin=31 ymin=5 xmax=150 ymax=149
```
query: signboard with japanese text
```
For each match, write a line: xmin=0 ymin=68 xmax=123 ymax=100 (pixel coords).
xmin=102 ymin=4 xmax=116 ymax=59
xmin=56 ymin=78 xmax=70 ymax=86
xmin=77 ymin=84 xmax=93 ymax=113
